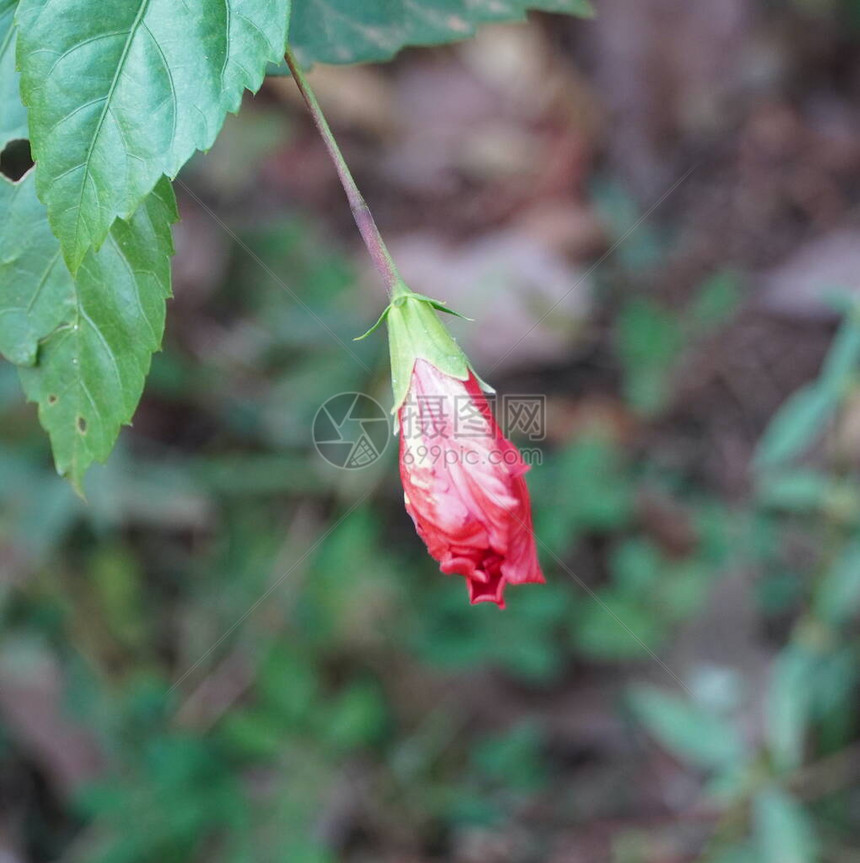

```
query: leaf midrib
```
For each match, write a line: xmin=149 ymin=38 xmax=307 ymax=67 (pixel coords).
xmin=72 ymin=0 xmax=153 ymax=265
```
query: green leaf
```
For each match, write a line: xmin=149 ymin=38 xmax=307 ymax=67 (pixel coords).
xmin=753 ymin=788 xmax=816 ymax=863
xmin=472 ymin=721 xmax=547 ymax=792
xmin=615 ymin=297 xmax=684 ymax=416
xmin=286 ymin=0 xmax=594 ymax=66
xmin=532 ymin=437 xmax=633 ymax=555
xmin=688 ymin=270 xmax=742 ymax=332
xmin=321 ymin=681 xmax=388 ymax=753
xmin=16 ymin=0 xmax=291 ymax=271
xmin=573 ymin=593 xmax=665 ymax=659
xmin=220 ymin=708 xmax=285 ymax=759
xmin=756 ymin=470 xmax=831 ymax=513
xmin=0 ymin=0 xmax=27 ymax=149
xmin=818 ymin=308 xmax=860 ymax=394
xmin=754 ymin=384 xmax=834 ymax=469
xmin=16 ymin=174 xmax=177 ymax=491
xmin=610 ymin=538 xmax=662 ymax=595
xmin=755 ymin=311 xmax=860 ymax=468
xmin=0 ymin=172 xmax=74 ymax=365
xmin=766 ymin=646 xmax=815 ymax=772
xmin=815 ymin=539 xmax=860 ymax=627
xmin=628 ymin=685 xmax=745 ymax=770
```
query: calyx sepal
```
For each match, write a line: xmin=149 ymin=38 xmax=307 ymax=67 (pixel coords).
xmin=381 ymin=290 xmax=484 ymax=415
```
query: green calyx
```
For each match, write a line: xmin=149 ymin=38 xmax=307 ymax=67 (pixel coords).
xmin=358 ymin=284 xmax=477 ymax=414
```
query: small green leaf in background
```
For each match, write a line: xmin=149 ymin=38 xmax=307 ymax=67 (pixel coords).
xmin=753 ymin=788 xmax=817 ymax=863
xmin=321 ymin=679 xmax=388 ymax=754
xmin=573 ymin=591 xmax=666 ymax=660
xmin=0 ymin=445 xmax=79 ymax=563
xmin=0 ymin=0 xmax=27 ymax=150
xmin=756 ymin=469 xmax=832 ymax=513
xmin=472 ymin=721 xmax=547 ymax=793
xmin=593 ymin=179 xmax=665 ymax=272
xmin=257 ymin=645 xmax=320 ymax=728
xmin=616 ymin=297 xmax=684 ymax=416
xmin=15 ymin=174 xmax=177 ymax=490
xmin=817 ymin=306 xmax=860 ymax=392
xmin=90 ymin=542 xmax=150 ymax=653
xmin=412 ymin=579 xmax=570 ymax=682
xmin=687 ymin=270 xmax=742 ymax=332
xmin=220 ymin=707 xmax=287 ymax=759
xmin=806 ymin=645 xmax=858 ymax=730
xmin=628 ymin=685 xmax=745 ymax=771
xmin=16 ymin=0 xmax=291 ymax=271
xmin=610 ymin=538 xmax=662 ymax=595
xmin=766 ymin=645 xmax=815 ymax=772
xmin=533 ymin=436 xmax=634 ymax=555
xmin=754 ymin=384 xmax=835 ymax=469
xmin=767 ymin=636 xmax=857 ymax=775
xmin=755 ymin=309 xmax=860 ymax=468
xmin=285 ymin=0 xmax=594 ymax=66
xmin=815 ymin=539 xmax=860 ymax=627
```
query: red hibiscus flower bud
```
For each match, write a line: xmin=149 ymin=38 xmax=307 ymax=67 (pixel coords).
xmin=399 ymin=359 xmax=544 ymax=607
xmin=381 ymin=292 xmax=544 ymax=608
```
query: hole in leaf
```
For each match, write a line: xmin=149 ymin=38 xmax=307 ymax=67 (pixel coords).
xmin=47 ymin=394 xmax=58 ymax=405
xmin=76 ymin=416 xmax=87 ymax=434
xmin=0 ymin=140 xmax=34 ymax=181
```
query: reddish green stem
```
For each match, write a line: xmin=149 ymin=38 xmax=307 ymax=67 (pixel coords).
xmin=283 ymin=45 xmax=407 ymax=299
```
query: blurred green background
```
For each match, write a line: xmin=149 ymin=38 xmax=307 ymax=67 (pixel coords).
xmin=4 ymin=1 xmax=860 ymax=861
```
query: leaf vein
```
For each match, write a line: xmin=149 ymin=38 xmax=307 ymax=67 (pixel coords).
xmin=140 ymin=20 xmax=177 ymax=147
xmin=107 ymin=232 xmax=156 ymax=345
xmin=45 ymin=29 xmax=129 ymax=80
xmin=45 ymin=95 xmax=108 ymax=138
xmin=72 ymin=0 xmax=154 ymax=260
xmin=79 ymin=307 xmax=123 ymax=392
xmin=26 ymin=251 xmax=63 ymax=314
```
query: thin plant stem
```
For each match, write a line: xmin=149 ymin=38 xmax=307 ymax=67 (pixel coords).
xmin=283 ymin=45 xmax=407 ymax=299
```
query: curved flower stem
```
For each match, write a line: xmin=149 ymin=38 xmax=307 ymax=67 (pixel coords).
xmin=283 ymin=45 xmax=408 ymax=299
